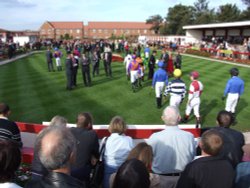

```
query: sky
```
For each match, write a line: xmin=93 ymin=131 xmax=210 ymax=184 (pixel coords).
xmin=0 ymin=0 xmax=246 ymax=31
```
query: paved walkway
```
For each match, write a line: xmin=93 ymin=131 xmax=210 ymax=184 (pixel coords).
xmin=183 ymin=53 xmax=250 ymax=68
xmin=0 ymin=51 xmax=42 ymax=66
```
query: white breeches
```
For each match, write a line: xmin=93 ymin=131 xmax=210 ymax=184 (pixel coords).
xmin=56 ymin=57 xmax=61 ymax=67
xmin=170 ymin=95 xmax=182 ymax=107
xmin=185 ymin=97 xmax=201 ymax=117
xmin=155 ymin=82 xmax=165 ymax=98
xmin=225 ymin=93 xmax=239 ymax=113
xmin=130 ymin=70 xmax=138 ymax=83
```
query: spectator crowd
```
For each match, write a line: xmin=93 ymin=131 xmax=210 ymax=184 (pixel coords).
xmin=0 ymin=102 xmax=250 ymax=188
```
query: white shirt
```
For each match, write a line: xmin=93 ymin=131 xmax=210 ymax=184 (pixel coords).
xmin=147 ymin=126 xmax=196 ymax=174
xmin=103 ymin=133 xmax=133 ymax=167
xmin=0 ymin=182 xmax=22 ymax=188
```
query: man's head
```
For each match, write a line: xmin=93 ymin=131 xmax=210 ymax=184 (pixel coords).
xmin=216 ymin=110 xmax=233 ymax=128
xmin=50 ymin=115 xmax=67 ymax=127
xmin=76 ymin=112 xmax=93 ymax=130
xmin=0 ymin=103 xmax=10 ymax=117
xmin=200 ymin=129 xmax=223 ymax=156
xmin=35 ymin=126 xmax=76 ymax=171
xmin=161 ymin=106 xmax=180 ymax=126
xmin=230 ymin=68 xmax=239 ymax=77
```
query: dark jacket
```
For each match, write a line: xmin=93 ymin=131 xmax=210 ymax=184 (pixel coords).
xmin=149 ymin=55 xmax=156 ymax=69
xmin=212 ymin=127 xmax=245 ymax=168
xmin=25 ymin=171 xmax=85 ymax=188
xmin=70 ymin=128 xmax=99 ymax=169
xmin=176 ymin=156 xmax=235 ymax=188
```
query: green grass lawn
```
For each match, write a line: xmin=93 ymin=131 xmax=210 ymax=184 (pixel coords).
xmin=0 ymin=52 xmax=249 ymax=132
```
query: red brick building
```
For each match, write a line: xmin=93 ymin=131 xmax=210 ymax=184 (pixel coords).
xmin=39 ymin=21 xmax=84 ymax=40
xmin=85 ymin=21 xmax=155 ymax=39
xmin=39 ymin=21 xmax=155 ymax=40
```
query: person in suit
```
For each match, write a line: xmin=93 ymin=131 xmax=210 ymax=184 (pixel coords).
xmin=70 ymin=112 xmax=99 ymax=185
xmin=104 ymin=44 xmax=113 ymax=77
xmin=81 ymin=53 xmax=91 ymax=87
xmin=148 ymin=51 xmax=156 ymax=80
xmin=65 ymin=51 xmax=74 ymax=90
xmin=46 ymin=47 xmax=54 ymax=72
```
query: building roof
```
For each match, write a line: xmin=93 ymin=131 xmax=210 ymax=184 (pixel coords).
xmin=0 ymin=28 xmax=9 ymax=32
xmin=48 ymin=21 xmax=84 ymax=29
xmin=183 ymin=20 xmax=250 ymax=30
xmin=87 ymin=22 xmax=152 ymax=29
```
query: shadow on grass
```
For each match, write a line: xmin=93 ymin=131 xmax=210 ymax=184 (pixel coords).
xmin=200 ymin=99 xmax=218 ymax=123
xmin=236 ymin=98 xmax=248 ymax=116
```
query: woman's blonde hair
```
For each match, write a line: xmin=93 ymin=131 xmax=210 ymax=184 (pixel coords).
xmin=108 ymin=116 xmax=127 ymax=134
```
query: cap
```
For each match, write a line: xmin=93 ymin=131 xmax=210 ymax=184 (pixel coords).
xmin=173 ymin=69 xmax=182 ymax=77
xmin=158 ymin=61 xmax=164 ymax=68
xmin=230 ymin=68 xmax=239 ymax=76
xmin=190 ymin=71 xmax=199 ymax=79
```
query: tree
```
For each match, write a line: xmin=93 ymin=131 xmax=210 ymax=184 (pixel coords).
xmin=165 ymin=4 xmax=195 ymax=35
xmin=216 ymin=4 xmax=241 ymax=22
xmin=242 ymin=0 xmax=250 ymax=7
xmin=146 ymin=14 xmax=163 ymax=34
xmin=194 ymin=0 xmax=209 ymax=13
xmin=240 ymin=7 xmax=250 ymax=20
xmin=193 ymin=0 xmax=215 ymax=24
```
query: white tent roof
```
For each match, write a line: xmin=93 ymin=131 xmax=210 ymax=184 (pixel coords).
xmin=183 ymin=20 xmax=250 ymax=30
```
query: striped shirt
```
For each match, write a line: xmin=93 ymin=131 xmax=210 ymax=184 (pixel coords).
xmin=0 ymin=118 xmax=22 ymax=147
xmin=165 ymin=78 xmax=186 ymax=99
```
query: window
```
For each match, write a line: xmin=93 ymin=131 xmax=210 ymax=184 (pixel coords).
xmin=92 ymin=29 xmax=96 ymax=33
xmin=113 ymin=29 xmax=117 ymax=34
xmin=138 ymin=29 xmax=140 ymax=34
xmin=77 ymin=29 xmax=80 ymax=34
xmin=98 ymin=29 xmax=102 ymax=33
xmin=144 ymin=30 xmax=147 ymax=34
xmin=70 ymin=29 xmax=73 ymax=34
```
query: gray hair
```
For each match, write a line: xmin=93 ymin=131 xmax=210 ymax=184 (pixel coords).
xmin=50 ymin=115 xmax=68 ymax=127
xmin=35 ymin=126 xmax=76 ymax=170
xmin=162 ymin=106 xmax=180 ymax=126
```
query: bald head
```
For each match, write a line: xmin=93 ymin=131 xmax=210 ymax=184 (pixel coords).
xmin=161 ymin=106 xmax=180 ymax=126
xmin=36 ymin=126 xmax=76 ymax=171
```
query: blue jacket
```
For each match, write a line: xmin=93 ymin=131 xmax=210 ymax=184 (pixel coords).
xmin=224 ymin=76 xmax=244 ymax=96
xmin=152 ymin=68 xmax=168 ymax=87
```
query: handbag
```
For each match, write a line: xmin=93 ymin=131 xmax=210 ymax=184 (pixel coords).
xmin=90 ymin=137 xmax=108 ymax=188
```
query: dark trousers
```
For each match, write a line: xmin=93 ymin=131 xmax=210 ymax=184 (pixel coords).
xmin=104 ymin=60 xmax=112 ymax=77
xmin=82 ymin=66 xmax=91 ymax=86
xmin=47 ymin=61 xmax=54 ymax=72
xmin=148 ymin=68 xmax=154 ymax=79
xmin=66 ymin=71 xmax=73 ymax=90
xmin=71 ymin=164 xmax=91 ymax=186
xmin=92 ymin=61 xmax=99 ymax=76
xmin=72 ymin=66 xmax=78 ymax=86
